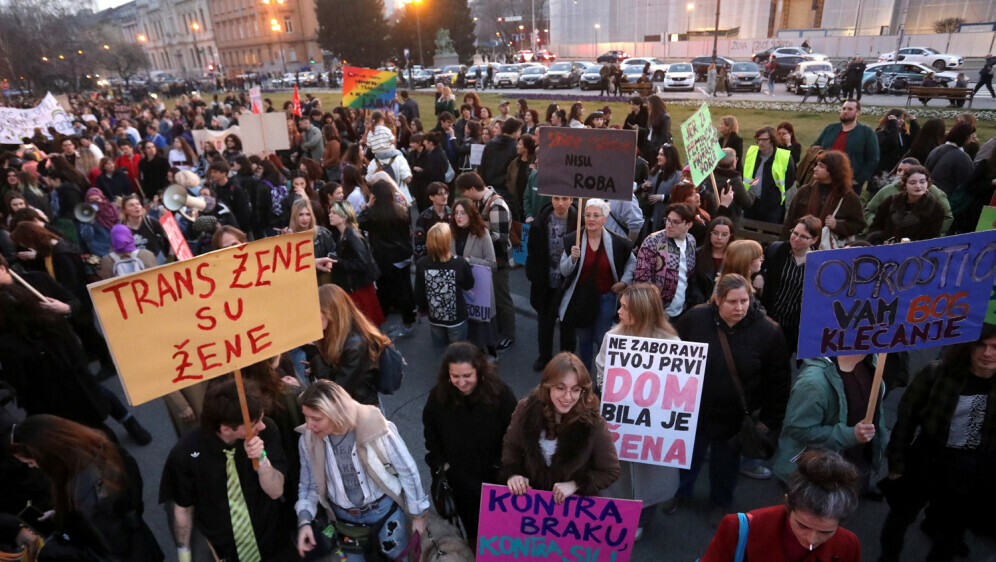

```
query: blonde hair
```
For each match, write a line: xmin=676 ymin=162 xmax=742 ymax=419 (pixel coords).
xmin=299 ymin=380 xmax=358 ymax=433
xmin=330 ymin=200 xmax=359 ymax=229
xmin=722 ymin=239 xmax=762 ymax=280
xmin=615 ymin=284 xmax=677 ymax=338
xmin=426 ymin=222 xmax=452 ymax=261
xmin=289 ymin=198 xmax=315 ymax=233
xmin=317 ymin=284 xmax=390 ymax=365
xmin=720 ymin=115 xmax=739 ymax=134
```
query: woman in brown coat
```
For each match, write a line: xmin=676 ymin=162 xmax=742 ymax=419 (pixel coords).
xmin=500 ymin=352 xmax=621 ymax=502
xmin=781 ymin=150 xmax=865 ymax=246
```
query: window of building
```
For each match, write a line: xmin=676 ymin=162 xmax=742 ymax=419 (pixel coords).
xmin=284 ymin=17 xmax=293 ymax=33
xmin=289 ymin=47 xmax=297 ymax=62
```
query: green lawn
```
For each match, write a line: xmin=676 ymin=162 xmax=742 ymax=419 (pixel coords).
xmin=234 ymin=90 xmax=996 ymax=158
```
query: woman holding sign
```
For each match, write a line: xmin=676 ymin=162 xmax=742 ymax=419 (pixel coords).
xmin=423 ymin=342 xmax=517 ymax=541
xmin=593 ymin=283 xmax=681 ymax=539
xmin=500 ymin=352 xmax=621 ymax=502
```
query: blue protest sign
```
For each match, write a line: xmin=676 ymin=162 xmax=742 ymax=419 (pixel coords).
xmin=798 ymin=232 xmax=996 ymax=359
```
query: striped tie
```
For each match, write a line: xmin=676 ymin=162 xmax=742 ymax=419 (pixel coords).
xmin=224 ymin=448 xmax=261 ymax=562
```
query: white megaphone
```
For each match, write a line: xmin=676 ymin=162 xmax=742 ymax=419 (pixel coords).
xmin=164 ymin=184 xmax=207 ymax=220
xmin=74 ymin=202 xmax=97 ymax=223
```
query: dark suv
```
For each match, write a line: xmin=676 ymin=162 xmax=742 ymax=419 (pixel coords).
xmin=691 ymin=56 xmax=734 ymax=81
xmin=597 ymin=50 xmax=630 ymax=63
xmin=764 ymin=55 xmax=807 ymax=82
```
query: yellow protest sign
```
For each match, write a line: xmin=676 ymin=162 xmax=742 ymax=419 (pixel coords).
xmin=88 ymin=232 xmax=323 ymax=406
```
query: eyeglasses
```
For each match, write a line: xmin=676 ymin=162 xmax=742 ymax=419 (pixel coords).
xmin=665 ymin=218 xmax=687 ymax=225
xmin=755 ymin=137 xmax=771 ymax=142
xmin=552 ymin=385 xmax=584 ymax=398
xmin=790 ymin=230 xmax=813 ymax=240
xmin=584 ymin=213 xmax=603 ymax=219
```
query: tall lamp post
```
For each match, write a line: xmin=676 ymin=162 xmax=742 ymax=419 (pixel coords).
xmin=404 ymin=0 xmax=424 ymax=69
xmin=518 ymin=24 xmax=525 ymax=51
xmin=271 ymin=19 xmax=287 ymax=74
xmin=190 ymin=21 xmax=201 ymax=77
xmin=594 ymin=23 xmax=600 ymax=60
xmin=686 ymin=3 xmax=694 ymax=39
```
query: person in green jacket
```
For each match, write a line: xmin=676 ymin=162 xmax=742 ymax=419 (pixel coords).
xmin=812 ymin=100 xmax=880 ymax=194
xmin=773 ymin=354 xmax=888 ymax=489
xmin=864 ymin=157 xmax=953 ymax=234
xmin=434 ymin=83 xmax=457 ymax=117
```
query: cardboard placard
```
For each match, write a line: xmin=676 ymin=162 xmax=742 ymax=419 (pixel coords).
xmin=680 ymin=103 xmax=725 ymax=187
xmin=601 ymin=335 xmax=707 ymax=469
xmin=465 ymin=264 xmax=493 ymax=321
xmin=237 ymin=112 xmax=292 ymax=154
xmin=536 ymin=128 xmax=636 ymax=201
xmin=477 ymin=484 xmax=641 ymax=562
xmin=797 ymin=232 xmax=996 ymax=359
xmin=343 ymin=66 xmax=398 ymax=110
xmin=192 ymin=126 xmax=240 ymax=156
xmin=88 ymin=232 xmax=322 ymax=405
xmin=159 ymin=213 xmax=194 ymax=261
xmin=249 ymin=87 xmax=263 ymax=114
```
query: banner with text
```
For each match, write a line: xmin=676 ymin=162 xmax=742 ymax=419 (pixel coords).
xmin=0 ymin=92 xmax=75 ymax=144
xmin=88 ymin=232 xmax=323 ymax=405
xmin=680 ymin=103 xmax=725 ymax=187
xmin=797 ymin=232 xmax=996 ymax=358
xmin=537 ymin=128 xmax=636 ymax=201
xmin=466 ymin=264 xmax=493 ymax=322
xmin=601 ymin=335 xmax=707 ymax=469
xmin=477 ymin=484 xmax=641 ymax=562
xmin=249 ymin=87 xmax=263 ymax=113
xmin=192 ymin=126 xmax=239 ymax=156
xmin=343 ymin=66 xmax=398 ymax=110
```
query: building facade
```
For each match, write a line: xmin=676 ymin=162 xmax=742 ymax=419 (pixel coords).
xmin=132 ymin=0 xmax=220 ymax=78
xmin=208 ymin=0 xmax=323 ymax=78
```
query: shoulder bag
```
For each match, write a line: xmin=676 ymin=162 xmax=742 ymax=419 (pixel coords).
xmin=717 ymin=327 xmax=777 ymax=459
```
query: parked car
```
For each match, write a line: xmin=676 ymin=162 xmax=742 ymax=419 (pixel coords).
xmin=765 ymin=55 xmax=807 ymax=82
xmin=861 ymin=61 xmax=956 ymax=93
xmin=518 ymin=65 xmax=548 ymax=88
xmin=433 ymin=64 xmax=463 ymax=85
xmin=544 ymin=61 xmax=586 ymax=88
xmin=690 ymin=56 xmax=735 ymax=81
xmin=534 ymin=49 xmax=557 ymax=62
xmin=516 ymin=50 xmax=534 ymax=62
xmin=729 ymin=62 xmax=763 ymax=91
xmin=579 ymin=64 xmax=604 ymax=90
xmin=786 ymin=60 xmax=836 ymax=94
xmin=878 ymin=47 xmax=963 ymax=71
xmin=493 ymin=64 xmax=521 ymax=88
xmin=663 ymin=62 xmax=694 ymax=91
xmin=597 ymin=50 xmax=630 ymax=63
xmin=753 ymin=45 xmax=827 ymax=62
xmin=409 ymin=68 xmax=435 ymax=88
xmin=465 ymin=63 xmax=498 ymax=87
xmin=621 ymin=57 xmax=670 ymax=81
xmin=621 ymin=65 xmax=647 ymax=83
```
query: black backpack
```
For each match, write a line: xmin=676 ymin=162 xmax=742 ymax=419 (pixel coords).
xmin=376 ymin=343 xmax=406 ymax=395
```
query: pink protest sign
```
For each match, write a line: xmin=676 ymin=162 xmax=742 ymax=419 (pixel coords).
xmin=477 ymin=484 xmax=641 ymax=561
xmin=159 ymin=213 xmax=194 ymax=261
xmin=601 ymin=335 xmax=707 ymax=469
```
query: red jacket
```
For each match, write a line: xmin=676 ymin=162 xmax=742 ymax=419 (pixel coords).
xmin=700 ymin=505 xmax=861 ymax=562
xmin=115 ymin=154 xmax=141 ymax=195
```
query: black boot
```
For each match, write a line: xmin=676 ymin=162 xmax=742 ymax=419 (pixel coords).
xmin=123 ymin=416 xmax=152 ymax=446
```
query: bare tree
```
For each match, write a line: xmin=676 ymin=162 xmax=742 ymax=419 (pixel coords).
xmin=101 ymin=43 xmax=149 ymax=88
xmin=933 ymin=17 xmax=965 ymax=52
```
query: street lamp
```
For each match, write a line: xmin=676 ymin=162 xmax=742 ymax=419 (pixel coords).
xmin=686 ymin=3 xmax=694 ymax=39
xmin=403 ymin=0 xmax=424 ymax=69
xmin=137 ymin=34 xmax=147 ymax=42
xmin=271 ymin=19 xmax=287 ymax=73
xmin=594 ymin=23 xmax=600 ymax=59
xmin=518 ymin=24 xmax=525 ymax=51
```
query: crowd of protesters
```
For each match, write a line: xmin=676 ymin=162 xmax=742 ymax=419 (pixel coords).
xmin=0 ymin=84 xmax=993 ymax=562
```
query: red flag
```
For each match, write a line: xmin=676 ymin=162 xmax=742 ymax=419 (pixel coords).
xmin=292 ymin=84 xmax=302 ymax=117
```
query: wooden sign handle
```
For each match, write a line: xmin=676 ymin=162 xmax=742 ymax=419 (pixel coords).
xmin=862 ymin=352 xmax=888 ymax=425
xmin=709 ymin=171 xmax=721 ymax=210
xmin=233 ymin=368 xmax=260 ymax=470
xmin=9 ymin=270 xmax=46 ymax=301
xmin=575 ymin=198 xmax=585 ymax=248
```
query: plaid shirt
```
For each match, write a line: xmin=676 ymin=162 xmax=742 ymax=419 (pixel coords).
xmin=477 ymin=187 xmax=511 ymax=268
xmin=887 ymin=360 xmax=996 ymax=475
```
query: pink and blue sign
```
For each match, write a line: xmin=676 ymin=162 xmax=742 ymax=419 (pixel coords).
xmin=477 ymin=484 xmax=641 ymax=561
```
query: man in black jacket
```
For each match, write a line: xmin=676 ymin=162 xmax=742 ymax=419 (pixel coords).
xmin=842 ymin=56 xmax=867 ymax=101
xmin=398 ymin=90 xmax=420 ymax=122
xmin=478 ymin=118 xmax=522 ymax=216
xmin=526 ymin=197 xmax=577 ymax=371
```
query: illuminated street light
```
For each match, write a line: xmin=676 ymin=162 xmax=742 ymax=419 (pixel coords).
xmin=138 ymin=34 xmax=147 ymax=41
xmin=191 ymin=22 xmax=200 ymax=31
xmin=41 ymin=56 xmax=49 ymax=61
xmin=103 ymin=44 xmax=110 ymax=49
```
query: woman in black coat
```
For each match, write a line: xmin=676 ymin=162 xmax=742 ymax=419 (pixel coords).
xmin=423 ymin=343 xmax=517 ymax=541
xmin=867 ymin=165 xmax=944 ymax=244
xmin=674 ymin=274 xmax=790 ymax=515
xmin=358 ymin=179 xmax=417 ymax=335
xmin=873 ymin=110 xmax=919 ymax=190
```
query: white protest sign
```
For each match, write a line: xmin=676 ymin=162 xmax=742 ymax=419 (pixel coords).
xmin=601 ymin=335 xmax=707 ymax=469
xmin=469 ymin=143 xmax=485 ymax=166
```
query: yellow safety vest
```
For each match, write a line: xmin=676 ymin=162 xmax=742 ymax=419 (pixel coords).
xmin=743 ymin=146 xmax=790 ymax=203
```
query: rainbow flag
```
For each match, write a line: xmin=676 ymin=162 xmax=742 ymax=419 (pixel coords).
xmin=342 ymin=66 xmax=398 ymax=110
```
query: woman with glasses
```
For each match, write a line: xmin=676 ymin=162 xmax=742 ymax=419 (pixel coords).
xmin=761 ymin=215 xmax=822 ymax=355
xmin=559 ymin=199 xmax=636 ymax=372
xmin=500 ymin=352 xmax=621 ymax=503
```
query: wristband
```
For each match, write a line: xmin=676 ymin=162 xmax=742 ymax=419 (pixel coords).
xmin=298 ymin=519 xmax=312 ymax=528
xmin=177 ymin=547 xmax=192 ymax=562
xmin=259 ymin=450 xmax=267 ymax=460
